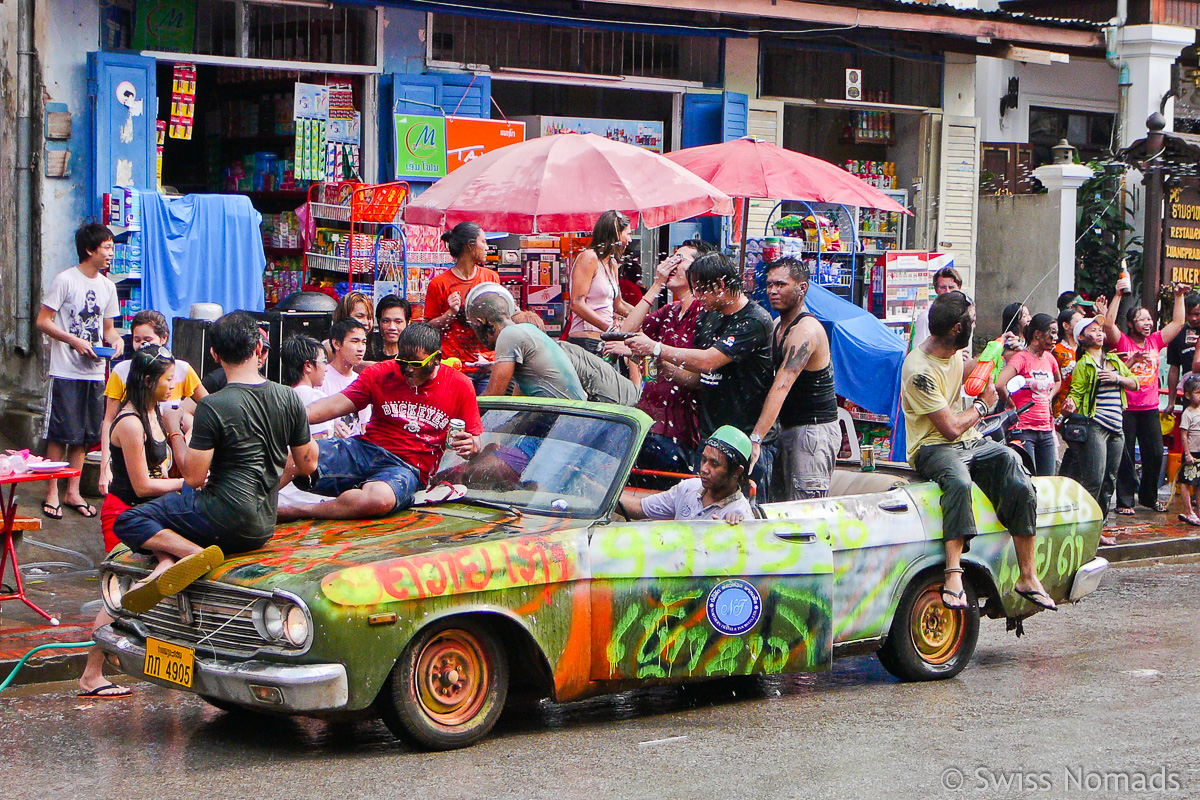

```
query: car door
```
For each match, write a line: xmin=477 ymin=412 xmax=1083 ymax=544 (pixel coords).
xmin=588 ymin=518 xmax=833 ymax=682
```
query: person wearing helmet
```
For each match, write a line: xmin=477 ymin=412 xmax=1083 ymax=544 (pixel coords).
xmin=616 ymin=425 xmax=753 ymax=525
xmin=465 ymin=282 xmax=587 ymax=401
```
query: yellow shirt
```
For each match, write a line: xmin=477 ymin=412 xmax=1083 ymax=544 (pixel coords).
xmin=900 ymin=346 xmax=981 ymax=464
xmin=104 ymin=358 xmax=202 ymax=403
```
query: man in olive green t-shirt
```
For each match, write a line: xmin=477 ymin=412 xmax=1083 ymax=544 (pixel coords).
xmin=900 ymin=291 xmax=1056 ymax=613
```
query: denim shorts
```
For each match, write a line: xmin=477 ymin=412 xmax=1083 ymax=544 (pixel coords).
xmin=311 ymin=436 xmax=422 ymax=511
xmin=112 ymin=484 xmax=265 ymax=555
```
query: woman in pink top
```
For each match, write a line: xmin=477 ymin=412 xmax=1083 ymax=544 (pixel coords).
xmin=1099 ymin=282 xmax=1191 ymax=513
xmin=567 ymin=210 xmax=635 ymax=356
xmin=997 ymin=313 xmax=1061 ymax=476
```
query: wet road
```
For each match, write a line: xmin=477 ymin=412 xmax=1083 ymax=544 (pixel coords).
xmin=3 ymin=560 xmax=1199 ymax=800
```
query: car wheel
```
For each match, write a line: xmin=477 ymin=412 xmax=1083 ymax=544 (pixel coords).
xmin=380 ymin=617 xmax=509 ymax=751
xmin=877 ymin=572 xmax=980 ymax=682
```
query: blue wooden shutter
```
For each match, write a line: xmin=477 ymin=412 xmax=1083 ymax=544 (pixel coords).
xmin=437 ymin=73 xmax=491 ymax=119
xmin=88 ymin=52 xmax=157 ymax=219
xmin=721 ymin=92 xmax=749 ymax=141
xmin=682 ymin=93 xmax=722 ymax=149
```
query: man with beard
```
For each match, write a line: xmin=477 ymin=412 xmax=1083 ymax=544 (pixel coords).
xmin=900 ymin=291 xmax=1056 ymax=612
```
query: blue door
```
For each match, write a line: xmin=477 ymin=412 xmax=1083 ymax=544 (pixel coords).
xmin=88 ymin=52 xmax=157 ymax=220
xmin=679 ymin=91 xmax=747 ymax=244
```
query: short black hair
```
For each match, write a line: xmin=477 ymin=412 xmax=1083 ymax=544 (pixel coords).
xmin=1186 ymin=292 xmax=1200 ymax=314
xmin=1025 ymin=312 xmax=1055 ymax=341
xmin=767 ymin=256 xmax=809 ymax=283
xmin=1057 ymin=290 xmax=1078 ymax=311
xmin=687 ymin=252 xmax=741 ymax=295
xmin=280 ymin=335 xmax=323 ymax=386
xmin=75 ymin=222 xmax=114 ymax=262
xmin=397 ymin=321 xmax=442 ymax=360
xmin=680 ymin=238 xmax=716 ymax=255
xmin=208 ymin=311 xmax=262 ymax=366
xmin=329 ymin=317 xmax=367 ymax=346
xmin=376 ymin=294 xmax=412 ymax=322
xmin=928 ymin=291 xmax=972 ymax=337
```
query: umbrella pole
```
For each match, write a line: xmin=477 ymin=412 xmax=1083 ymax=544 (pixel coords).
xmin=737 ymin=196 xmax=750 ymax=272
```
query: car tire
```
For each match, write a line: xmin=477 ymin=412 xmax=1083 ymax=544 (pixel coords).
xmin=877 ymin=571 xmax=980 ymax=682
xmin=379 ymin=617 xmax=509 ymax=751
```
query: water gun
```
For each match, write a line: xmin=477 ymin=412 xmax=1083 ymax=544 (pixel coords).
xmin=964 ymin=337 xmax=1005 ymax=397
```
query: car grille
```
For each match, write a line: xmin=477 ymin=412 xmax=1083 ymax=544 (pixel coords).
xmin=136 ymin=581 xmax=276 ymax=659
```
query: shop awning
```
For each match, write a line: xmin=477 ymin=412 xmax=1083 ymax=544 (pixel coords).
xmin=802 ymin=282 xmax=909 ymax=458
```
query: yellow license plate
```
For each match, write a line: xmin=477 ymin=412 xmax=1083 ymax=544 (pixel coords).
xmin=144 ymin=637 xmax=195 ymax=688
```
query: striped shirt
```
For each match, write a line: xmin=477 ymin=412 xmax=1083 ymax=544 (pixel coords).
xmin=1093 ymin=381 xmax=1124 ymax=433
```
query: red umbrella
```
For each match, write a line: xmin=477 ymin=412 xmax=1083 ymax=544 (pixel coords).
xmin=404 ymin=132 xmax=733 ymax=233
xmin=665 ymin=137 xmax=910 ymax=215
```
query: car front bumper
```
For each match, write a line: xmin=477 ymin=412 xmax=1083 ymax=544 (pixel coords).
xmin=1069 ymin=556 xmax=1109 ymax=602
xmin=95 ymin=626 xmax=348 ymax=712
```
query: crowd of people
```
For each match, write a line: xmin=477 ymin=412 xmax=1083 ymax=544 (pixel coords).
xmin=40 ymin=217 xmax=1196 ymax=696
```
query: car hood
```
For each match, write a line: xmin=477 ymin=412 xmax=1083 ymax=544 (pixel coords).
xmin=107 ymin=504 xmax=585 ymax=603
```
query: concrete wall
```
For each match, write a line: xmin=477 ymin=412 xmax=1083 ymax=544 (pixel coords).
xmin=976 ymin=192 xmax=1061 ymax=341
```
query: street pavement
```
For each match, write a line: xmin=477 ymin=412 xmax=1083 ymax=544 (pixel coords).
xmin=0 ymin=558 xmax=1197 ymax=800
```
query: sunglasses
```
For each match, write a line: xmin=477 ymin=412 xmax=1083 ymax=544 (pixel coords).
xmin=396 ymin=350 xmax=440 ymax=371
xmin=138 ymin=345 xmax=174 ymax=362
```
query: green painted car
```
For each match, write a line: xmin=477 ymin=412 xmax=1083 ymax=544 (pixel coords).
xmin=96 ymin=397 xmax=1108 ymax=750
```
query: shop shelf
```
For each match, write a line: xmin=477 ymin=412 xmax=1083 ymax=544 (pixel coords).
xmin=309 ymin=201 xmax=353 ymax=222
xmin=304 ymin=252 xmax=351 ymax=273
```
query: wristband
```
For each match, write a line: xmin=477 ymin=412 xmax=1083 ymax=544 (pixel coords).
xmin=972 ymin=400 xmax=989 ymax=417
xmin=652 ymin=341 xmax=663 ymax=359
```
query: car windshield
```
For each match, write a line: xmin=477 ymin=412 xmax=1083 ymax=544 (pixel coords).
xmin=431 ymin=407 xmax=636 ymax=517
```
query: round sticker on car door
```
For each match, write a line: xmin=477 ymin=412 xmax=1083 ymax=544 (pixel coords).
xmin=706 ymin=579 xmax=762 ymax=635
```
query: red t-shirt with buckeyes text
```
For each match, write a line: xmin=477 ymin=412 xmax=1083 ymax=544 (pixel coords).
xmin=341 ymin=361 xmax=482 ymax=482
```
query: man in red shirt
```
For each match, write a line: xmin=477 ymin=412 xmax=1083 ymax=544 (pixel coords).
xmin=424 ymin=222 xmax=501 ymax=365
xmin=278 ymin=322 xmax=482 ymax=520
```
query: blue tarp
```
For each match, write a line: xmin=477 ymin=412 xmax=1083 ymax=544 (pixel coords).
xmin=801 ymin=283 xmax=908 ymax=460
xmin=141 ymin=193 xmax=266 ymax=323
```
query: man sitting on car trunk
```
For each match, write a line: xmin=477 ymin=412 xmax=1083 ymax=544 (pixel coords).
xmin=900 ymin=291 xmax=1056 ymax=612
xmin=617 ymin=425 xmax=752 ymax=525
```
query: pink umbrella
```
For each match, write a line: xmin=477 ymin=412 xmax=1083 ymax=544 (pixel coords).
xmin=664 ymin=137 xmax=910 ymax=214
xmin=403 ymin=132 xmax=733 ymax=233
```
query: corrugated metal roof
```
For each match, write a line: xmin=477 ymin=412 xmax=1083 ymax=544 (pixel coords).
xmin=837 ymin=0 xmax=1102 ymax=31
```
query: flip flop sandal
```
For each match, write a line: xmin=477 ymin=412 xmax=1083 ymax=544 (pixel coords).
xmin=64 ymin=502 xmax=97 ymax=519
xmin=939 ymin=586 xmax=969 ymax=610
xmin=1115 ymin=507 xmax=1136 ymax=515
xmin=41 ymin=502 xmax=62 ymax=520
xmin=121 ymin=580 xmax=165 ymax=614
xmin=155 ymin=546 xmax=224 ymax=597
xmin=1153 ymin=501 xmax=1170 ymax=513
xmin=1015 ymin=587 xmax=1059 ymax=611
xmin=77 ymin=683 xmax=132 ymax=699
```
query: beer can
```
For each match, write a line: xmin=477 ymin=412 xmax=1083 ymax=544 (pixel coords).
xmin=448 ymin=418 xmax=466 ymax=440
xmin=860 ymin=444 xmax=876 ymax=472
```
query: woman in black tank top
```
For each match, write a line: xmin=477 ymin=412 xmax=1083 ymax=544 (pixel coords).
xmin=82 ymin=345 xmax=189 ymax=698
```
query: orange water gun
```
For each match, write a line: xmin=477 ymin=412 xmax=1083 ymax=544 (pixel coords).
xmin=964 ymin=337 xmax=1005 ymax=397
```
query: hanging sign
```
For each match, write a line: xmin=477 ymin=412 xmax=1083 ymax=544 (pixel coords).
xmin=168 ymin=63 xmax=196 ymax=140
xmin=445 ymin=117 xmax=525 ymax=173
xmin=394 ymin=114 xmax=447 ymax=180
xmin=1166 ymin=185 xmax=1200 ymax=285
xmin=133 ymin=0 xmax=196 ymax=53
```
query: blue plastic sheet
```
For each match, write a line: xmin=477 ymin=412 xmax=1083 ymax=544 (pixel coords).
xmin=141 ymin=193 xmax=266 ymax=323
xmin=801 ymin=283 xmax=908 ymax=459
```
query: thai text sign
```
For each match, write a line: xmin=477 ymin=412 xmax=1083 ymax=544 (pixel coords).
xmin=1166 ymin=185 xmax=1200 ymax=284
xmin=394 ymin=114 xmax=447 ymax=180
xmin=445 ymin=117 xmax=526 ymax=173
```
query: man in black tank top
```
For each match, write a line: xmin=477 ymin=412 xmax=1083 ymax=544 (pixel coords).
xmin=749 ymin=258 xmax=841 ymax=501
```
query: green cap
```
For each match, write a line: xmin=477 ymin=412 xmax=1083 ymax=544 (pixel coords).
xmin=705 ymin=425 xmax=753 ymax=467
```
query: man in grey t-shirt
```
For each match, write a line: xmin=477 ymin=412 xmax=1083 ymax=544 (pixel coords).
xmin=467 ymin=283 xmax=587 ymax=400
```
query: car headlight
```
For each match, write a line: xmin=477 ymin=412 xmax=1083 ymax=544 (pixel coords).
xmin=262 ymin=602 xmax=287 ymax=640
xmin=283 ymin=605 xmax=309 ymax=646
xmin=255 ymin=599 xmax=311 ymax=647
xmin=102 ymin=572 xmax=131 ymax=610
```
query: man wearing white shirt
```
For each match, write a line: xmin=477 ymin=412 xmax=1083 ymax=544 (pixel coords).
xmin=281 ymin=335 xmax=346 ymax=438
xmin=911 ymin=266 xmax=963 ymax=348
xmin=321 ymin=318 xmax=371 ymax=435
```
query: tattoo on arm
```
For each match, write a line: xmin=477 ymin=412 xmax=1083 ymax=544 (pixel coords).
xmin=783 ymin=340 xmax=813 ymax=372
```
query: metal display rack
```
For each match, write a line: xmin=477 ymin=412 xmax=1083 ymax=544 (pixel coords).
xmin=304 ymin=180 xmax=411 ymax=298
